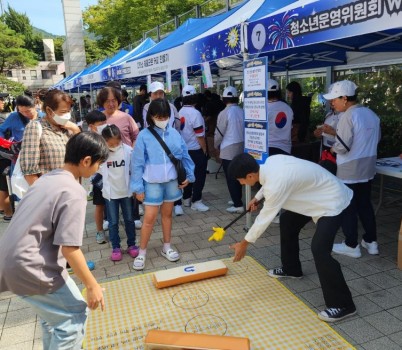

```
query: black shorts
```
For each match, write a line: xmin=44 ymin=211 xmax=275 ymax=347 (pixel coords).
xmin=93 ymin=185 xmax=105 ymax=206
xmin=0 ymin=175 xmax=8 ymax=192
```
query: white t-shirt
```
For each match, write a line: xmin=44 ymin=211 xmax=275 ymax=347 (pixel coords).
xmin=245 ymin=155 xmax=353 ymax=243
xmin=268 ymin=100 xmax=293 ymax=154
xmin=105 ymin=145 xmax=128 ymax=199
xmin=178 ymin=105 xmax=205 ymax=150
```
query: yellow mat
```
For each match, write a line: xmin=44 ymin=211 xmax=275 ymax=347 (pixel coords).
xmin=83 ymin=256 xmax=355 ymax=350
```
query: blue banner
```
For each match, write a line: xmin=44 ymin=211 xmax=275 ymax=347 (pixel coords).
xmin=248 ymin=0 xmax=402 ymax=54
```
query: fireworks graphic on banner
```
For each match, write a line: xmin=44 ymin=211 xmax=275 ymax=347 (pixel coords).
xmin=268 ymin=11 xmax=297 ymax=50
xmin=199 ymin=43 xmax=211 ymax=62
xmin=225 ymin=26 xmax=240 ymax=54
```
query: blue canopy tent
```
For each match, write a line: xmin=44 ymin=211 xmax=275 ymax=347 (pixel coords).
xmin=245 ymin=0 xmax=402 ymax=72
xmin=109 ymin=0 xmax=296 ymax=85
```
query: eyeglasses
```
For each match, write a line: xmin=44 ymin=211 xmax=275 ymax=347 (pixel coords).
xmin=105 ymin=99 xmax=117 ymax=104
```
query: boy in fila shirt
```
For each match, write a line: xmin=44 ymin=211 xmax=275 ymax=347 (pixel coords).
xmin=100 ymin=124 xmax=138 ymax=261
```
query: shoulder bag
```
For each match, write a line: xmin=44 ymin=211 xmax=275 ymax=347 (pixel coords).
xmin=148 ymin=127 xmax=187 ymax=185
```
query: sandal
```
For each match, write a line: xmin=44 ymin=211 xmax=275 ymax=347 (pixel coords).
xmin=133 ymin=255 xmax=146 ymax=270
xmin=3 ymin=215 xmax=12 ymax=222
xmin=161 ymin=248 xmax=180 ymax=262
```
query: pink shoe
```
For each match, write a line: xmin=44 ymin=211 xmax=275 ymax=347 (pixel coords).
xmin=127 ymin=246 xmax=139 ymax=258
xmin=110 ymin=248 xmax=123 ymax=261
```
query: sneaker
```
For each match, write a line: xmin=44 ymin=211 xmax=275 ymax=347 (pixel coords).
xmin=102 ymin=220 xmax=109 ymax=231
xmin=3 ymin=215 xmax=12 ymax=222
xmin=226 ymin=206 xmax=244 ymax=214
xmin=361 ymin=239 xmax=379 ymax=255
xmin=110 ymin=248 xmax=123 ymax=261
xmin=182 ymin=198 xmax=191 ymax=207
xmin=191 ymin=200 xmax=209 ymax=212
xmin=138 ymin=204 xmax=144 ymax=216
xmin=267 ymin=267 xmax=303 ymax=279
xmin=135 ymin=220 xmax=142 ymax=229
xmin=96 ymin=231 xmax=107 ymax=244
xmin=318 ymin=307 xmax=357 ymax=322
xmin=272 ymin=214 xmax=280 ymax=224
xmin=228 ymin=200 xmax=234 ymax=205
xmin=161 ymin=248 xmax=180 ymax=262
xmin=127 ymin=246 xmax=139 ymax=258
xmin=133 ymin=255 xmax=146 ymax=270
xmin=174 ymin=205 xmax=184 ymax=216
xmin=332 ymin=241 xmax=361 ymax=258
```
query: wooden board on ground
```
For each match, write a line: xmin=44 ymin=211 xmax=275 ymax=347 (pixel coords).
xmin=83 ymin=256 xmax=355 ymax=350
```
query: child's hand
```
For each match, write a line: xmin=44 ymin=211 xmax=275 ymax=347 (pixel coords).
xmin=86 ymin=284 xmax=105 ymax=311
xmin=178 ymin=179 xmax=189 ymax=189
xmin=135 ymin=193 xmax=145 ymax=202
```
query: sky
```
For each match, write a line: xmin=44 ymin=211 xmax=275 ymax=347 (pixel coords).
xmin=3 ymin=0 xmax=98 ymax=36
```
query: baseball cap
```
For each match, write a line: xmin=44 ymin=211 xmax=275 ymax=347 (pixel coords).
xmin=149 ymin=81 xmax=165 ymax=93
xmin=223 ymin=86 xmax=238 ymax=98
xmin=267 ymin=79 xmax=280 ymax=91
xmin=182 ymin=85 xmax=196 ymax=96
xmin=323 ymin=80 xmax=357 ymax=100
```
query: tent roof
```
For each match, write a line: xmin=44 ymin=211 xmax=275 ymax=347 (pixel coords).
xmin=111 ymin=38 xmax=156 ymax=67
xmin=129 ymin=2 xmax=251 ymax=62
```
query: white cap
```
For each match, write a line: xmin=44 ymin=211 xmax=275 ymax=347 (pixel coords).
xmin=149 ymin=81 xmax=165 ymax=93
xmin=182 ymin=85 xmax=196 ymax=96
xmin=223 ymin=86 xmax=238 ymax=98
xmin=267 ymin=79 xmax=280 ymax=91
xmin=323 ymin=80 xmax=357 ymax=100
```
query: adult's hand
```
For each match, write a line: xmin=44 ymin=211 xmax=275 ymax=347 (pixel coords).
xmin=247 ymin=197 xmax=260 ymax=212
xmin=230 ymin=240 xmax=249 ymax=262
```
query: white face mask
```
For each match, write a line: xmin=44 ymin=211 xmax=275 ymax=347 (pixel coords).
xmin=53 ymin=112 xmax=71 ymax=126
xmin=154 ymin=119 xmax=169 ymax=129
xmin=109 ymin=144 xmax=122 ymax=152
xmin=96 ymin=124 xmax=107 ymax=134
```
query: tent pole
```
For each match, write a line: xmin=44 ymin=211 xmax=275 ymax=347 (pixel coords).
xmin=241 ymin=21 xmax=252 ymax=231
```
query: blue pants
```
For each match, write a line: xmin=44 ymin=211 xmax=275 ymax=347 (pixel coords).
xmin=22 ymin=278 xmax=88 ymax=350
xmin=105 ymin=197 xmax=136 ymax=249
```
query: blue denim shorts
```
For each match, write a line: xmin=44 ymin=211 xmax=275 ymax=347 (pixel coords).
xmin=144 ymin=180 xmax=182 ymax=205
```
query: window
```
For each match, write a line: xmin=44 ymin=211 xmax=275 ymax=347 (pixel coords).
xmin=22 ymin=77 xmax=26 ymax=80
xmin=41 ymin=70 xmax=56 ymax=79
xmin=30 ymin=70 xmax=37 ymax=80
xmin=22 ymin=70 xmax=25 ymax=74
xmin=6 ymin=71 xmax=12 ymax=77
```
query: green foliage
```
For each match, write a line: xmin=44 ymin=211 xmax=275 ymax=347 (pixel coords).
xmin=84 ymin=38 xmax=109 ymax=65
xmin=83 ymin=0 xmax=204 ymax=49
xmin=0 ymin=22 xmax=37 ymax=74
xmin=0 ymin=74 xmax=26 ymax=96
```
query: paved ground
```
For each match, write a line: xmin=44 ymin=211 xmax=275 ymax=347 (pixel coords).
xmin=0 ymin=169 xmax=401 ymax=349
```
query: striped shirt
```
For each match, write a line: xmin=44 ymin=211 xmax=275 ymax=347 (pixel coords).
xmin=20 ymin=118 xmax=70 ymax=175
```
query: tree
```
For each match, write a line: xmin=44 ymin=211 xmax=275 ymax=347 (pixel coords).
xmin=82 ymin=0 xmax=204 ymax=50
xmin=1 ymin=5 xmax=44 ymax=60
xmin=0 ymin=74 xmax=25 ymax=97
xmin=0 ymin=22 xmax=37 ymax=74
xmin=84 ymin=37 xmax=109 ymax=65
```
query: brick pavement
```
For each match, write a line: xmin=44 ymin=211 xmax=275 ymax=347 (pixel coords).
xmin=0 ymin=171 xmax=401 ymax=349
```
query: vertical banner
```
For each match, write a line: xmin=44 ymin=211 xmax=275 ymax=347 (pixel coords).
xmin=147 ymin=75 xmax=152 ymax=90
xmin=201 ymin=62 xmax=213 ymax=88
xmin=166 ymin=70 xmax=172 ymax=93
xmin=180 ymin=68 xmax=188 ymax=87
xmin=243 ymin=57 xmax=268 ymax=164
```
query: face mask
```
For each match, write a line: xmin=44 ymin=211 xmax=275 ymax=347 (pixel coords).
xmin=154 ymin=119 xmax=169 ymax=129
xmin=109 ymin=144 xmax=122 ymax=152
xmin=96 ymin=124 xmax=107 ymax=134
xmin=53 ymin=112 xmax=71 ymax=126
